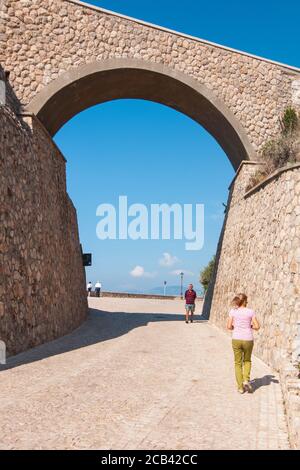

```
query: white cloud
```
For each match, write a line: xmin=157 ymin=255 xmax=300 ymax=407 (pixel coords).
xmin=130 ymin=265 xmax=144 ymax=277
xmin=130 ymin=265 xmax=156 ymax=278
xmin=170 ymin=269 xmax=194 ymax=276
xmin=159 ymin=252 xmax=179 ymax=267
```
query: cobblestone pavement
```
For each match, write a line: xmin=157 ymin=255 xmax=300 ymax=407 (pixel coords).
xmin=0 ymin=298 xmax=290 ymax=450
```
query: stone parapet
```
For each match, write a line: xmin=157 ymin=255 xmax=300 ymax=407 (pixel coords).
xmin=89 ymin=291 xmax=179 ymax=300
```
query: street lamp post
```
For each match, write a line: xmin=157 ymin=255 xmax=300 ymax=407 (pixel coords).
xmin=180 ymin=272 xmax=184 ymax=299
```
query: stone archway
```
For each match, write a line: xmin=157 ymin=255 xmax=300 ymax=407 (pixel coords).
xmin=2 ymin=0 xmax=300 ymax=374
xmin=2 ymin=3 xmax=300 ymax=442
xmin=26 ymin=58 xmax=256 ymax=170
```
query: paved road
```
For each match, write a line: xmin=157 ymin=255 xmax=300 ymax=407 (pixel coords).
xmin=0 ymin=298 xmax=289 ymax=449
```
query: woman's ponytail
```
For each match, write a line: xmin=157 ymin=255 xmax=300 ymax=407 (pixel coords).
xmin=231 ymin=293 xmax=248 ymax=308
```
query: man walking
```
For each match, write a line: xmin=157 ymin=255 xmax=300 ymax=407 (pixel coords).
xmin=87 ymin=281 xmax=93 ymax=297
xmin=95 ymin=280 xmax=102 ymax=297
xmin=184 ymin=283 xmax=197 ymax=323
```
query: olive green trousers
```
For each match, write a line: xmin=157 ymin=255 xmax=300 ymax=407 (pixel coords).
xmin=232 ymin=339 xmax=254 ymax=389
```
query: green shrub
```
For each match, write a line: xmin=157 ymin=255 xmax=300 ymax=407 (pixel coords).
xmin=246 ymin=107 xmax=300 ymax=191
xmin=200 ymin=256 xmax=215 ymax=293
xmin=261 ymin=136 xmax=298 ymax=173
xmin=281 ymin=106 xmax=299 ymax=135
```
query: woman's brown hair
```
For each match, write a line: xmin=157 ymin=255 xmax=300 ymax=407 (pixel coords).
xmin=231 ymin=293 xmax=248 ymax=308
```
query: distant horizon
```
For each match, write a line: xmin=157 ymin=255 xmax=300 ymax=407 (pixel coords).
xmin=85 ymin=283 xmax=204 ymax=297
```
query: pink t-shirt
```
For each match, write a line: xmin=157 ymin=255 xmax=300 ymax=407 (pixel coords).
xmin=229 ymin=307 xmax=255 ymax=341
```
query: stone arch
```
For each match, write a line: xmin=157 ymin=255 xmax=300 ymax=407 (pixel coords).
xmin=27 ymin=58 xmax=257 ymax=170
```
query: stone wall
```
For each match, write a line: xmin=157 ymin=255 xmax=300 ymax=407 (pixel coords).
xmin=1 ymin=0 xmax=300 ymax=154
xmin=206 ymin=161 xmax=300 ymax=448
xmin=0 ymin=103 xmax=87 ymax=356
xmin=91 ymin=291 xmax=178 ymax=300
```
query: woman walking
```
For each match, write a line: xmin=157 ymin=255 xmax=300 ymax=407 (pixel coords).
xmin=226 ymin=293 xmax=260 ymax=394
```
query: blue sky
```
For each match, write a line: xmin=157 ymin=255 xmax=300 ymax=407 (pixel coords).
xmin=54 ymin=0 xmax=299 ymax=294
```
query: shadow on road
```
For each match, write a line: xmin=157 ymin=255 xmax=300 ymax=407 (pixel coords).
xmin=0 ymin=309 xmax=207 ymax=372
xmin=251 ymin=375 xmax=279 ymax=392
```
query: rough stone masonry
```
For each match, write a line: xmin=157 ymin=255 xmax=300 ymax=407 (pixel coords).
xmin=1 ymin=0 xmax=300 ymax=154
xmin=0 ymin=67 xmax=87 ymax=355
xmin=205 ymin=161 xmax=300 ymax=448
xmin=1 ymin=0 xmax=300 ymax=447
